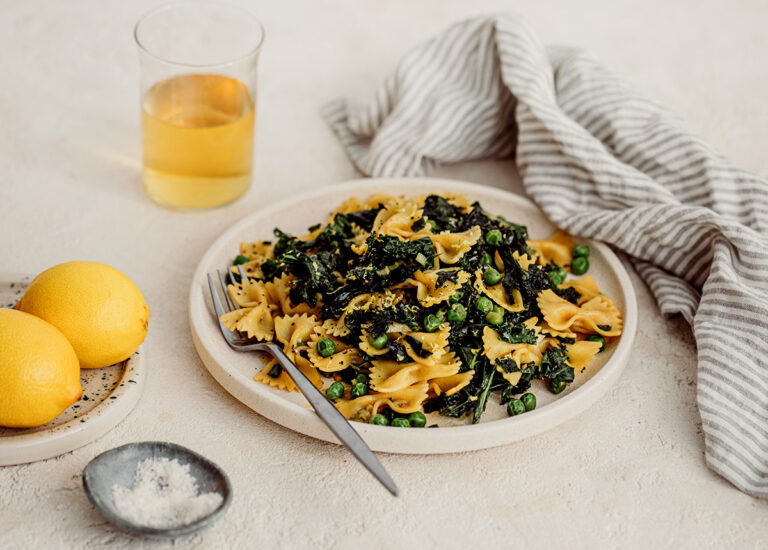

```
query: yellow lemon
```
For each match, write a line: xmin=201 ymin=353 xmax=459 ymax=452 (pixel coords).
xmin=0 ymin=309 xmax=82 ymax=428
xmin=16 ymin=261 xmax=149 ymax=369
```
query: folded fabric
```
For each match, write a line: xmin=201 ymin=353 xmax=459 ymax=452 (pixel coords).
xmin=323 ymin=15 xmax=768 ymax=498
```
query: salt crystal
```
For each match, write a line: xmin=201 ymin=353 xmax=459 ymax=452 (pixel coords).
xmin=111 ymin=457 xmax=223 ymax=529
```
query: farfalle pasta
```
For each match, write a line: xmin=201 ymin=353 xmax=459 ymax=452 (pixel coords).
xmin=221 ymin=193 xmax=623 ymax=426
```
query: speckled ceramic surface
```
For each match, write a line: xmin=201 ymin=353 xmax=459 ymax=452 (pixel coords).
xmin=189 ymin=178 xmax=638 ymax=453
xmin=0 ymin=273 xmax=146 ymax=466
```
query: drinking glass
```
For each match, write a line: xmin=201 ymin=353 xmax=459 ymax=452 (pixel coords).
xmin=134 ymin=2 xmax=264 ymax=210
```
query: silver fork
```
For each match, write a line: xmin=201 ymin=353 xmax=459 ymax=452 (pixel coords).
xmin=207 ymin=265 xmax=399 ymax=497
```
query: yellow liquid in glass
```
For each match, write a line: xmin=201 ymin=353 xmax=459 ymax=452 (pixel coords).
xmin=141 ymin=74 xmax=255 ymax=210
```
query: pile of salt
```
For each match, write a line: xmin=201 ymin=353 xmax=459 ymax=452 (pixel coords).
xmin=112 ymin=457 xmax=223 ymax=529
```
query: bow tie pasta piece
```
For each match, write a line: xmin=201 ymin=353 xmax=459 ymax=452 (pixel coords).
xmin=565 ymin=340 xmax=602 ymax=371
xmin=219 ymin=279 xmax=275 ymax=340
xmin=369 ymin=354 xmax=461 ymax=393
xmin=227 ymin=276 xmax=271 ymax=309
xmin=364 ymin=193 xmax=404 ymax=210
xmin=401 ymin=325 xmax=451 ymax=363
xmin=395 ymin=268 xmax=464 ymax=307
xmin=269 ymin=314 xmax=322 ymax=390
xmin=474 ymin=270 xmax=525 ymax=312
xmin=572 ymin=296 xmax=623 ymax=336
xmin=429 ymin=226 xmax=482 ymax=264
xmin=358 ymin=329 xmax=391 ymax=357
xmin=219 ymin=302 xmax=274 ymax=341
xmin=335 ymin=382 xmax=431 ymax=420
xmin=254 ymin=358 xmax=297 ymax=392
xmin=537 ymin=289 xmax=622 ymax=337
xmin=539 ymin=321 xmax=576 ymax=339
xmin=307 ymin=331 xmax=362 ymax=373
xmin=482 ymin=326 xmax=542 ymax=385
xmin=234 ymin=241 xmax=275 ymax=278
xmin=428 ymin=371 xmax=475 ymax=397
xmin=400 ymin=268 xmax=471 ymax=307
xmin=371 ymin=201 xmax=424 ymax=239
xmin=528 ymin=230 xmax=574 ymax=267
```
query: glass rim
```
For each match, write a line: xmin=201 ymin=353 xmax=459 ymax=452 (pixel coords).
xmin=133 ymin=1 xmax=265 ymax=69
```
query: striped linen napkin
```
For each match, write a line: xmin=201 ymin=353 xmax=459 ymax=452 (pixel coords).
xmin=323 ymin=15 xmax=768 ymax=498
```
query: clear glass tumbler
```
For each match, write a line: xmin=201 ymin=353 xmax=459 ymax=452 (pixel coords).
xmin=134 ymin=2 xmax=264 ymax=211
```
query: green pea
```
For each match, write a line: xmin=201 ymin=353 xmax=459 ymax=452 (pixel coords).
xmin=355 ymin=373 xmax=369 ymax=384
xmin=351 ymin=382 xmax=369 ymax=399
xmin=423 ymin=314 xmax=441 ymax=332
xmin=483 ymin=267 xmax=502 ymax=285
xmin=572 ymin=244 xmax=590 ymax=258
xmin=507 ymin=399 xmax=526 ymax=416
xmin=233 ymin=254 xmax=250 ymax=265
xmin=586 ymin=334 xmax=606 ymax=352
xmin=475 ymin=296 xmax=493 ymax=313
xmin=571 ymin=256 xmax=589 ymax=275
xmin=446 ymin=304 xmax=467 ymax=322
xmin=485 ymin=229 xmax=503 ymax=246
xmin=368 ymin=333 xmax=388 ymax=349
xmin=326 ymin=382 xmax=344 ymax=401
xmin=449 ymin=290 xmax=464 ymax=304
xmin=391 ymin=418 xmax=410 ymax=427
xmin=480 ymin=252 xmax=492 ymax=266
xmin=521 ymin=393 xmax=536 ymax=411
xmin=370 ymin=414 xmax=388 ymax=426
xmin=407 ymin=412 xmax=427 ymax=428
xmin=548 ymin=266 xmax=567 ymax=286
xmin=426 ymin=219 xmax=438 ymax=232
xmin=316 ymin=337 xmax=336 ymax=357
xmin=486 ymin=310 xmax=504 ymax=326
xmin=549 ymin=379 xmax=567 ymax=394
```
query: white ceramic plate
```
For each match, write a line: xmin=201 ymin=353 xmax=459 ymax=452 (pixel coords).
xmin=189 ymin=178 xmax=637 ymax=454
xmin=0 ymin=273 xmax=146 ymax=466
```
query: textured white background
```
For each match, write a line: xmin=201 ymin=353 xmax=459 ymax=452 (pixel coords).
xmin=1 ymin=0 xmax=768 ymax=548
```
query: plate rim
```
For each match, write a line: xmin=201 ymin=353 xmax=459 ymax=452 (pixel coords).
xmin=189 ymin=177 xmax=637 ymax=453
xmin=0 ymin=272 xmax=147 ymax=466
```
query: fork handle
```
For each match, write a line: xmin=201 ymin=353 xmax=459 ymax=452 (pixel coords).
xmin=267 ymin=345 xmax=399 ymax=497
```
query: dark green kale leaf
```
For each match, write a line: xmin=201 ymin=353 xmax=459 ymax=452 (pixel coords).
xmin=495 ymin=322 xmax=538 ymax=344
xmin=554 ymin=287 xmax=582 ymax=304
xmin=280 ymin=250 xmax=336 ymax=307
xmin=260 ymin=258 xmax=284 ymax=281
xmin=273 ymin=228 xmax=311 ymax=257
xmin=500 ymin=260 xmax=551 ymax=319
xmin=345 ymin=208 xmax=382 ymax=231
xmin=381 ymin=340 xmax=409 ymax=363
xmin=314 ymin=213 xmax=354 ymax=244
xmin=435 ymin=269 xmax=460 ymax=288
xmin=421 ymin=195 xmax=464 ymax=231
xmin=537 ymin=346 xmax=574 ymax=383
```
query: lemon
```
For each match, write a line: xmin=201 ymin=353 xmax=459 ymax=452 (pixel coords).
xmin=0 ymin=309 xmax=82 ymax=428
xmin=16 ymin=261 xmax=149 ymax=369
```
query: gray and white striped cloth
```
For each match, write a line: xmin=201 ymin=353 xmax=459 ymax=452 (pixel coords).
xmin=323 ymin=15 xmax=768 ymax=498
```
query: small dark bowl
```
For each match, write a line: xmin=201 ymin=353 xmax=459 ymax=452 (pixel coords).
xmin=82 ymin=441 xmax=232 ymax=538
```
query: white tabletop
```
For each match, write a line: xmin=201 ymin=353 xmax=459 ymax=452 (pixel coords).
xmin=2 ymin=1 xmax=767 ymax=548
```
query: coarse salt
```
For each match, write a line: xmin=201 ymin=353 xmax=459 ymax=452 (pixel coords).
xmin=112 ymin=457 xmax=223 ymax=529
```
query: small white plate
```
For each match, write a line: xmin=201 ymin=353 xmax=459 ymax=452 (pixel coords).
xmin=189 ymin=178 xmax=637 ymax=454
xmin=0 ymin=273 xmax=146 ymax=466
